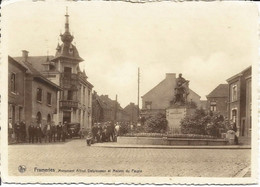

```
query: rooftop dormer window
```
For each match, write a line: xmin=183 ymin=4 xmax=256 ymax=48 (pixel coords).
xmin=49 ymin=63 xmax=56 ymax=71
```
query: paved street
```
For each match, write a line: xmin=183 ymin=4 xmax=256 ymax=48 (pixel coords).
xmin=8 ymin=139 xmax=251 ymax=177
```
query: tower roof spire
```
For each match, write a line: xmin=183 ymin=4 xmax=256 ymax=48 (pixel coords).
xmin=60 ymin=7 xmax=74 ymax=44
xmin=53 ymin=7 xmax=84 ymax=63
xmin=65 ymin=6 xmax=70 ymax=33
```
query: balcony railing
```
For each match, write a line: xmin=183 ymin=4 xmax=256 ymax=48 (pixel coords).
xmin=60 ymin=100 xmax=79 ymax=109
xmin=61 ymin=73 xmax=79 ymax=89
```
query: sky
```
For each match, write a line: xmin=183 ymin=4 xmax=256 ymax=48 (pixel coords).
xmin=2 ymin=0 xmax=258 ymax=107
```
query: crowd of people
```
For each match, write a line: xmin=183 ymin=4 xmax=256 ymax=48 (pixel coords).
xmin=8 ymin=119 xmax=70 ymax=144
xmin=89 ymin=122 xmax=118 ymax=144
xmin=8 ymin=118 xmax=138 ymax=145
xmin=86 ymin=121 xmax=140 ymax=146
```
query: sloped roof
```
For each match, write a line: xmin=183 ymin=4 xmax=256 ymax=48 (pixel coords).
xmin=142 ymin=79 xmax=165 ymax=98
xmin=189 ymin=88 xmax=201 ymax=98
xmin=226 ymin=66 xmax=251 ymax=82
xmin=94 ymin=94 xmax=110 ymax=109
xmin=11 ymin=56 xmax=61 ymax=90
xmin=207 ymin=84 xmax=228 ymax=98
xmin=13 ymin=56 xmax=55 ymax=72
xmin=142 ymin=75 xmax=200 ymax=98
xmin=124 ymin=103 xmax=139 ymax=111
xmin=14 ymin=55 xmax=93 ymax=88
xmin=99 ymin=95 xmax=124 ymax=111
xmin=53 ymin=43 xmax=84 ymax=62
xmin=8 ymin=56 xmax=27 ymax=71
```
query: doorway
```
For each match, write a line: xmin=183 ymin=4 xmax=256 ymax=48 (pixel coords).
xmin=12 ymin=105 xmax=15 ymax=125
xmin=63 ymin=111 xmax=71 ymax=124
xmin=36 ymin=112 xmax=42 ymax=125
xmin=47 ymin=114 xmax=51 ymax=124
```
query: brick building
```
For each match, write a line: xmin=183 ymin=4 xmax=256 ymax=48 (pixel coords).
xmin=8 ymin=56 xmax=27 ymax=126
xmin=99 ymin=95 xmax=128 ymax=122
xmin=92 ymin=91 xmax=110 ymax=123
xmin=227 ymin=66 xmax=251 ymax=144
xmin=141 ymin=73 xmax=201 ymax=114
xmin=123 ymin=103 xmax=139 ymax=123
xmin=14 ymin=10 xmax=93 ymax=129
xmin=206 ymin=84 xmax=228 ymax=117
xmin=92 ymin=92 xmax=128 ymax=123
xmin=8 ymin=56 xmax=61 ymax=130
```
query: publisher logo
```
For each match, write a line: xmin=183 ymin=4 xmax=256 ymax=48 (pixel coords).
xmin=18 ymin=165 xmax=26 ymax=173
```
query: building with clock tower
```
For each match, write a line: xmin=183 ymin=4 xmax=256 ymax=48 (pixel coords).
xmin=14 ymin=8 xmax=93 ymax=129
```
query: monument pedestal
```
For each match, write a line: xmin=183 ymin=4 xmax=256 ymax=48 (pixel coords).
xmin=166 ymin=105 xmax=195 ymax=133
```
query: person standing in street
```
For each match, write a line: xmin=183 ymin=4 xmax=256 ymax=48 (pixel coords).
xmin=28 ymin=122 xmax=35 ymax=143
xmin=35 ymin=124 xmax=42 ymax=143
xmin=111 ymin=122 xmax=115 ymax=142
xmin=8 ymin=118 xmax=14 ymax=144
xmin=97 ymin=123 xmax=102 ymax=142
xmin=57 ymin=122 xmax=62 ymax=142
xmin=115 ymin=122 xmax=120 ymax=138
xmin=86 ymin=129 xmax=93 ymax=146
xmin=51 ymin=122 xmax=57 ymax=142
xmin=62 ymin=121 xmax=67 ymax=142
xmin=14 ymin=121 xmax=21 ymax=143
xmin=231 ymin=121 xmax=239 ymax=145
xmin=46 ymin=123 xmax=51 ymax=142
xmin=42 ymin=124 xmax=47 ymax=143
xmin=20 ymin=121 xmax=26 ymax=142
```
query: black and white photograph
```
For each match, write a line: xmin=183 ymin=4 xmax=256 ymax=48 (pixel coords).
xmin=0 ymin=0 xmax=259 ymax=184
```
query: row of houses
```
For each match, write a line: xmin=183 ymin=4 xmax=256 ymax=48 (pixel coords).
xmin=92 ymin=91 xmax=139 ymax=123
xmin=8 ymin=9 xmax=140 ymax=135
xmin=140 ymin=67 xmax=252 ymax=144
xmin=8 ymin=10 xmax=93 ymax=131
xmin=8 ymin=8 xmax=252 ymax=145
xmin=206 ymin=66 xmax=251 ymax=143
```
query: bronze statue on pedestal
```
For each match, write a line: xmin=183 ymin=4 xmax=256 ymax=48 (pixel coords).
xmin=173 ymin=73 xmax=190 ymax=105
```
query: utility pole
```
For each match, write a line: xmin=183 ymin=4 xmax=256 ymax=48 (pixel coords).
xmin=137 ymin=67 xmax=140 ymax=118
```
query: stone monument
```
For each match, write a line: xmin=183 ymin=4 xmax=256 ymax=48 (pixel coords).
xmin=166 ymin=73 xmax=194 ymax=133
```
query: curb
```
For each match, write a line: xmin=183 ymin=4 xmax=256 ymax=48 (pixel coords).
xmin=91 ymin=143 xmax=251 ymax=149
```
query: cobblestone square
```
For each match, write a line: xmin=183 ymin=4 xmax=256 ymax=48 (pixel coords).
xmin=8 ymin=139 xmax=251 ymax=177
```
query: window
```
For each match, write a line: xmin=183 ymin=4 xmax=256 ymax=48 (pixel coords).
xmin=79 ymin=109 xmax=81 ymax=121
xmin=67 ymin=90 xmax=73 ymax=100
xmin=47 ymin=92 xmax=52 ymax=105
xmin=231 ymin=109 xmax=237 ymax=123
xmin=64 ymin=67 xmax=72 ymax=74
xmin=83 ymin=86 xmax=85 ymax=104
xmin=18 ymin=107 xmax=23 ymax=122
xmin=49 ymin=64 xmax=55 ymax=71
xmin=36 ymin=88 xmax=42 ymax=102
xmin=231 ymin=85 xmax=237 ymax=102
xmin=145 ymin=101 xmax=152 ymax=110
xmin=11 ymin=73 xmax=16 ymax=93
xmin=11 ymin=105 xmax=15 ymax=125
xmin=210 ymin=101 xmax=217 ymax=112
xmin=88 ymin=90 xmax=91 ymax=107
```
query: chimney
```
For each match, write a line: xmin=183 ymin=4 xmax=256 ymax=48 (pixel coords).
xmin=165 ymin=73 xmax=176 ymax=80
xmin=22 ymin=50 xmax=29 ymax=62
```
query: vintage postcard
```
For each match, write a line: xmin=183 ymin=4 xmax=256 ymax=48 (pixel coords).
xmin=0 ymin=0 xmax=259 ymax=185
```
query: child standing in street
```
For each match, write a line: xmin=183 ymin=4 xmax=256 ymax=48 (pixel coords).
xmin=86 ymin=129 xmax=93 ymax=146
